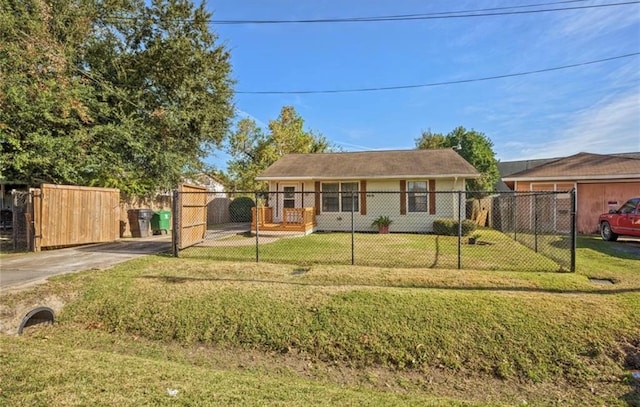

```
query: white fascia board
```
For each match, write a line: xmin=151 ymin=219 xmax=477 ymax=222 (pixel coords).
xmin=502 ymin=174 xmax=640 ymax=182
xmin=256 ymin=174 xmax=479 ymax=181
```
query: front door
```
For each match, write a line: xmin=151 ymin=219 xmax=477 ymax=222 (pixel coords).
xmin=276 ymin=184 xmax=300 ymax=222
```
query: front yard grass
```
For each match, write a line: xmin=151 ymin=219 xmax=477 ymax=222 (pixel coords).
xmin=0 ymin=236 xmax=638 ymax=406
xmin=185 ymin=228 xmax=566 ymax=271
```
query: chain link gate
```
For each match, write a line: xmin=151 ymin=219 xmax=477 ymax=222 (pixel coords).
xmin=10 ymin=190 xmax=36 ymax=252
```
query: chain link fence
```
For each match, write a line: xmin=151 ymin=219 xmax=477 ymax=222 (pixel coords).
xmin=174 ymin=189 xmax=576 ymax=272
xmin=10 ymin=190 xmax=34 ymax=252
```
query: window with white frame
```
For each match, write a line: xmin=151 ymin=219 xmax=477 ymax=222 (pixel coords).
xmin=407 ymin=181 xmax=428 ymax=212
xmin=341 ymin=182 xmax=359 ymax=212
xmin=322 ymin=182 xmax=359 ymax=212
xmin=282 ymin=186 xmax=295 ymax=208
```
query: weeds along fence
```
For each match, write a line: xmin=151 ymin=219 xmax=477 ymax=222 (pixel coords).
xmin=173 ymin=189 xmax=576 ymax=272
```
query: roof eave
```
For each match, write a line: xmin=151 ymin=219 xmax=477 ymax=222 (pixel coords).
xmin=502 ymin=174 xmax=640 ymax=182
xmin=256 ymin=174 xmax=480 ymax=181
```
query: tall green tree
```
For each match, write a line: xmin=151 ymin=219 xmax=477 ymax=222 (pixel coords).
xmin=415 ymin=126 xmax=500 ymax=195
xmin=0 ymin=0 xmax=234 ymax=195
xmin=0 ymin=0 xmax=98 ymax=185
xmin=226 ymin=106 xmax=332 ymax=191
xmin=415 ymin=129 xmax=447 ymax=150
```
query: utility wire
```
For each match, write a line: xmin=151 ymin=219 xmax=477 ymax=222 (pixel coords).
xmin=211 ymin=1 xmax=638 ymax=24
xmin=340 ymin=0 xmax=590 ymax=19
xmin=236 ymin=52 xmax=640 ymax=94
xmin=101 ymin=1 xmax=638 ymax=25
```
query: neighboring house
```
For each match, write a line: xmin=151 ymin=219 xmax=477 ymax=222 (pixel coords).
xmin=496 ymin=157 xmax=558 ymax=191
xmin=255 ymin=149 xmax=480 ymax=233
xmin=185 ymin=173 xmax=226 ymax=198
xmin=183 ymin=173 xmax=231 ymax=225
xmin=501 ymin=152 xmax=640 ymax=234
xmin=496 ymin=152 xmax=640 ymax=191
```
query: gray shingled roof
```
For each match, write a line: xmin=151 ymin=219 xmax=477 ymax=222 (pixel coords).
xmin=502 ymin=152 xmax=640 ymax=181
xmin=257 ymin=149 xmax=480 ymax=180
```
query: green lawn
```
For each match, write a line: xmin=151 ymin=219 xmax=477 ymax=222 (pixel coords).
xmin=184 ymin=228 xmax=570 ymax=272
xmin=0 ymin=236 xmax=638 ymax=406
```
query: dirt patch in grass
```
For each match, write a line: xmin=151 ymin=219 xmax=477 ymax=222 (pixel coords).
xmin=623 ymin=338 xmax=640 ymax=370
xmin=6 ymin=325 xmax=634 ymax=406
xmin=0 ymin=294 xmax=69 ymax=335
xmin=174 ymin=338 xmax=629 ymax=406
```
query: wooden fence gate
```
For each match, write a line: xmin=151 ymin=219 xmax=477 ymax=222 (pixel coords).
xmin=30 ymin=184 xmax=120 ymax=251
xmin=173 ymin=184 xmax=208 ymax=253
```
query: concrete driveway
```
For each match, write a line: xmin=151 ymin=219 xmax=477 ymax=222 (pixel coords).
xmin=0 ymin=236 xmax=171 ymax=291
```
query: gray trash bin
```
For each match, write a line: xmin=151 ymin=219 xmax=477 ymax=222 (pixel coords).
xmin=128 ymin=209 xmax=154 ymax=237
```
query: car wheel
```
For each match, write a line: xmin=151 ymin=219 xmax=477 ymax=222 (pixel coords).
xmin=600 ymin=221 xmax=618 ymax=241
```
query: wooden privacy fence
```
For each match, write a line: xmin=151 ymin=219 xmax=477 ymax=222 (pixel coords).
xmin=32 ymin=184 xmax=120 ymax=251
xmin=174 ymin=184 xmax=208 ymax=251
xmin=207 ymin=197 xmax=231 ymax=225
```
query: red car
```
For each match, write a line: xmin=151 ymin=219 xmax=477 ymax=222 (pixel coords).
xmin=599 ymin=197 xmax=640 ymax=241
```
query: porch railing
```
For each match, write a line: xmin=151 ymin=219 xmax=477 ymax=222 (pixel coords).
xmin=251 ymin=207 xmax=315 ymax=229
xmin=283 ymin=207 xmax=316 ymax=227
xmin=251 ymin=206 xmax=273 ymax=227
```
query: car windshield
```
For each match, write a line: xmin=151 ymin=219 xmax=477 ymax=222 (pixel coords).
xmin=619 ymin=199 xmax=640 ymax=214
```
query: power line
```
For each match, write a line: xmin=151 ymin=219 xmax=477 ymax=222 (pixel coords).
xmin=211 ymin=1 xmax=638 ymax=24
xmin=101 ymin=1 xmax=639 ymax=25
xmin=341 ymin=0 xmax=591 ymax=19
xmin=235 ymin=52 xmax=640 ymax=94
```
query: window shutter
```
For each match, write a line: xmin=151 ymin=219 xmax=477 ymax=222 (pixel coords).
xmin=400 ymin=180 xmax=406 ymax=215
xmin=314 ymin=181 xmax=320 ymax=215
xmin=429 ymin=180 xmax=436 ymax=215
xmin=360 ymin=180 xmax=367 ymax=215
xmin=275 ymin=183 xmax=279 ymax=217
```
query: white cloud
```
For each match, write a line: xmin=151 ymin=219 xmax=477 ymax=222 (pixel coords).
xmin=332 ymin=140 xmax=373 ymax=151
xmin=558 ymin=4 xmax=639 ymax=38
xmin=499 ymin=91 xmax=640 ymax=160
xmin=236 ymin=109 xmax=268 ymax=129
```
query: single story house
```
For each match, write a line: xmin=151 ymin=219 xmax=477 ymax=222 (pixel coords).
xmin=254 ymin=149 xmax=480 ymax=233
xmin=501 ymin=152 xmax=640 ymax=234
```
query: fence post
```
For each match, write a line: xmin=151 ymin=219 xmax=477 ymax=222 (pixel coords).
xmin=513 ymin=193 xmax=517 ymax=241
xmin=255 ymin=191 xmax=260 ymax=263
xmin=457 ymin=191 xmax=462 ymax=270
xmin=570 ymin=188 xmax=576 ymax=272
xmin=534 ymin=194 xmax=538 ymax=253
xmin=351 ymin=190 xmax=355 ymax=265
xmin=172 ymin=189 xmax=179 ymax=257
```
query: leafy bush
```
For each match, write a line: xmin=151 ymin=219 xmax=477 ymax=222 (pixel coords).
xmin=433 ymin=218 xmax=476 ymax=236
xmin=371 ymin=215 xmax=392 ymax=227
xmin=229 ymin=197 xmax=255 ymax=222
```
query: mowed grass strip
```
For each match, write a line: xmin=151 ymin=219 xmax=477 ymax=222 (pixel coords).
xmin=57 ymin=256 xmax=639 ymax=385
xmin=182 ymin=229 xmax=562 ymax=271
xmin=0 ymin=332 xmax=469 ymax=407
xmin=1 ymin=237 xmax=638 ymax=406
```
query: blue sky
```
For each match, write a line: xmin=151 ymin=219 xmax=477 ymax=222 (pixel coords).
xmin=204 ymin=0 xmax=640 ymax=169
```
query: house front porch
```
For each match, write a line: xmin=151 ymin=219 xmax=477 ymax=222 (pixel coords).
xmin=251 ymin=207 xmax=316 ymax=235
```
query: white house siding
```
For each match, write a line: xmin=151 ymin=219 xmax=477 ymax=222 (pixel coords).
xmin=264 ymin=178 xmax=467 ymax=232
xmin=315 ymin=178 xmax=466 ymax=233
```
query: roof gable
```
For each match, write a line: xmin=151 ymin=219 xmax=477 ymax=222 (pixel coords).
xmin=257 ymin=149 xmax=480 ymax=180
xmin=502 ymin=152 xmax=640 ymax=181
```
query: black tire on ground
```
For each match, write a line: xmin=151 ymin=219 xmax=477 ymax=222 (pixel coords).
xmin=600 ymin=221 xmax=618 ymax=241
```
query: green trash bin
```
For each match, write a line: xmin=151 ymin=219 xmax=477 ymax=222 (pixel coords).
xmin=151 ymin=210 xmax=171 ymax=235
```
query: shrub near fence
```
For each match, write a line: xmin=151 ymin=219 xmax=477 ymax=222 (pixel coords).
xmin=433 ymin=218 xmax=477 ymax=236
xmin=174 ymin=190 xmax=576 ymax=272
